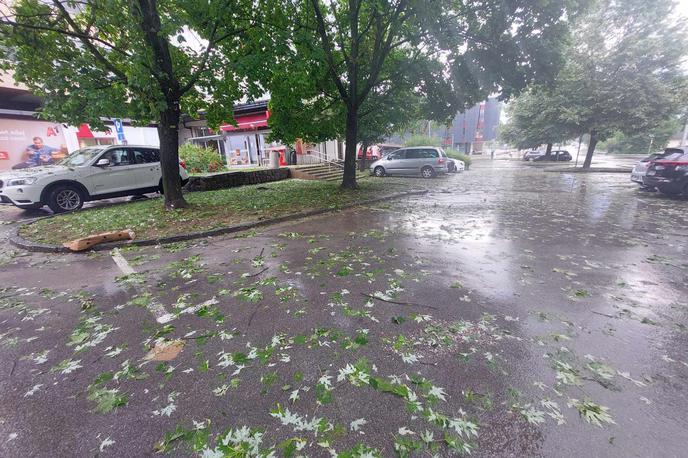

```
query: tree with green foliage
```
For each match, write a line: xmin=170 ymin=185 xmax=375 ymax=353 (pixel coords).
xmin=403 ymin=135 xmax=439 ymax=147
xmin=600 ymin=117 xmax=682 ymax=154
xmin=262 ymin=0 xmax=584 ymax=189
xmin=504 ymin=0 xmax=688 ymax=168
xmin=501 ymin=88 xmax=574 ymax=154
xmin=0 ymin=0 xmax=261 ymax=209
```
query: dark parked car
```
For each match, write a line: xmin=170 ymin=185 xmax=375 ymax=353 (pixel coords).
xmin=631 ymin=150 xmax=677 ymax=186
xmin=643 ymin=148 xmax=688 ymax=196
xmin=533 ymin=150 xmax=572 ymax=162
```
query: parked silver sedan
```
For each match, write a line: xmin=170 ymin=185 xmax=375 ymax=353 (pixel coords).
xmin=369 ymin=146 xmax=449 ymax=178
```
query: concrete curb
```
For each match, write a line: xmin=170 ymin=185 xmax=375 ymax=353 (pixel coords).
xmin=10 ymin=189 xmax=428 ymax=253
xmin=543 ymin=167 xmax=632 ymax=173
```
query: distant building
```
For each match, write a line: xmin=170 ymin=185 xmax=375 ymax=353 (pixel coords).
xmin=388 ymin=98 xmax=503 ymax=154
xmin=445 ymin=97 xmax=502 ymax=153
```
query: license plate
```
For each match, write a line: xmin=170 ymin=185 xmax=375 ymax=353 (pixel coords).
xmin=647 ymin=170 xmax=656 ymax=176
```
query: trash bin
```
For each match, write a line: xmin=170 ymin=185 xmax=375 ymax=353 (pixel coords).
xmin=269 ymin=150 xmax=280 ymax=169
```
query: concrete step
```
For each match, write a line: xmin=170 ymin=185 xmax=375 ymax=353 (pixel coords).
xmin=290 ymin=163 xmax=345 ymax=181
xmin=310 ymin=169 xmax=344 ymax=177
xmin=319 ymin=172 xmax=344 ymax=180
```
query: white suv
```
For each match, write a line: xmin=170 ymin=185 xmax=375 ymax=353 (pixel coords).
xmin=0 ymin=145 xmax=189 ymax=213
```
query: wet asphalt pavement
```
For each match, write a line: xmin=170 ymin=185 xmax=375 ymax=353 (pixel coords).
xmin=0 ymin=157 xmax=686 ymax=457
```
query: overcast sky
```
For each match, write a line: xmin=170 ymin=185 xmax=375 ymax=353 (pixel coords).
xmin=678 ymin=0 xmax=688 ymax=16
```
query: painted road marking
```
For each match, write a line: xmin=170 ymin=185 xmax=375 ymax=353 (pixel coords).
xmin=110 ymin=248 xmax=172 ymax=324
xmin=111 ymin=248 xmax=135 ymax=275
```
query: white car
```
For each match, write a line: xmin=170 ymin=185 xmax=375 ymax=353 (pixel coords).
xmin=0 ymin=145 xmax=189 ymax=213
xmin=447 ymin=158 xmax=465 ymax=173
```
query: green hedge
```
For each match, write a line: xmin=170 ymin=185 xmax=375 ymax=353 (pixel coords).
xmin=179 ymin=143 xmax=226 ymax=174
xmin=403 ymin=135 xmax=441 ymax=147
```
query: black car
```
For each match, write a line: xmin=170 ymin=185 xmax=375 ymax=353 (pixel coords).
xmin=533 ymin=150 xmax=572 ymax=162
xmin=643 ymin=148 xmax=688 ymax=196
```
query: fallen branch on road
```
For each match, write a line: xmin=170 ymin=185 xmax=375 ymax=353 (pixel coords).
xmin=361 ymin=293 xmax=438 ymax=310
xmin=63 ymin=229 xmax=135 ymax=251
xmin=246 ymin=267 xmax=268 ymax=278
xmin=592 ymin=310 xmax=615 ymax=318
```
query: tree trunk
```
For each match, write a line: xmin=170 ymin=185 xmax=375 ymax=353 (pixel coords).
xmin=135 ymin=0 xmax=187 ymax=209
xmin=342 ymin=106 xmax=358 ymax=189
xmin=546 ymin=142 xmax=553 ymax=155
xmin=582 ymin=129 xmax=598 ymax=169
xmin=159 ymin=105 xmax=188 ymax=209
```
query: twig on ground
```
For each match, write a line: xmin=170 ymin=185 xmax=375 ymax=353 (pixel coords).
xmin=246 ymin=267 xmax=269 ymax=278
xmin=361 ymin=293 xmax=438 ymax=310
xmin=592 ymin=311 xmax=615 ymax=318
xmin=247 ymin=305 xmax=260 ymax=328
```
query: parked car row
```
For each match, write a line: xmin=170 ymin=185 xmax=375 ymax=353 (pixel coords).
xmin=523 ymin=150 xmax=573 ymax=162
xmin=632 ymin=147 xmax=688 ymax=197
xmin=0 ymin=145 xmax=189 ymax=212
xmin=0 ymin=143 xmax=465 ymax=214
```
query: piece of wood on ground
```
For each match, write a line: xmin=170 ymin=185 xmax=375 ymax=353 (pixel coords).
xmin=63 ymin=229 xmax=135 ymax=251
xmin=144 ymin=339 xmax=184 ymax=361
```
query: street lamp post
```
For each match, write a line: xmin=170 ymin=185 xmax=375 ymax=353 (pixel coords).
xmin=648 ymin=134 xmax=655 ymax=154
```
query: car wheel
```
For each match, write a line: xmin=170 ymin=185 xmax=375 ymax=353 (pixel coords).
xmin=374 ymin=166 xmax=386 ymax=177
xmin=47 ymin=185 xmax=84 ymax=213
xmin=421 ymin=166 xmax=435 ymax=179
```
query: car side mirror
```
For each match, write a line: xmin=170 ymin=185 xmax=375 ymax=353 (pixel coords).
xmin=95 ymin=158 xmax=110 ymax=167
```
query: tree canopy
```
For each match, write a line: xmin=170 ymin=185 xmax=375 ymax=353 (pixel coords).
xmin=261 ymin=0 xmax=584 ymax=188
xmin=502 ymin=0 xmax=688 ymax=166
xmin=500 ymin=88 xmax=573 ymax=151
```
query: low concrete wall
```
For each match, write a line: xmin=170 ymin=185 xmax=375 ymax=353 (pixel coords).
xmin=185 ymin=168 xmax=291 ymax=192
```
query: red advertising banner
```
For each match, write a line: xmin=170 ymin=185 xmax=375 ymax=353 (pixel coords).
xmin=0 ymin=119 xmax=68 ymax=171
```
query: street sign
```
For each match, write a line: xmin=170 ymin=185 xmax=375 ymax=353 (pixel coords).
xmin=113 ymin=118 xmax=126 ymax=142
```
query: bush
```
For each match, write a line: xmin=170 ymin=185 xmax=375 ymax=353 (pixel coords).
xmin=445 ymin=149 xmax=471 ymax=170
xmin=403 ymin=135 xmax=441 ymax=147
xmin=179 ymin=143 xmax=226 ymax=174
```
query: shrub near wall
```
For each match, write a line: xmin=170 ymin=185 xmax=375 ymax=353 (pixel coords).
xmin=179 ymin=143 xmax=226 ymax=174
xmin=185 ymin=168 xmax=291 ymax=192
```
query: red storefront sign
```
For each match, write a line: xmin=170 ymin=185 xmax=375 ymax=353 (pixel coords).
xmin=220 ymin=111 xmax=269 ymax=132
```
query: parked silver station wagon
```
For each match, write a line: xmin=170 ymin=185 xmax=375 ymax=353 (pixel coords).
xmin=369 ymin=146 xmax=449 ymax=178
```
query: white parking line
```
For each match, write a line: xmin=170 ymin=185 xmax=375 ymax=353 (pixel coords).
xmin=111 ymin=248 xmax=172 ymax=323
xmin=111 ymin=248 xmax=135 ymax=275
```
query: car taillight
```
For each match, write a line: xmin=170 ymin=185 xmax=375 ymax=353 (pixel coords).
xmin=438 ymin=158 xmax=445 ymax=164
xmin=179 ymin=160 xmax=187 ymax=169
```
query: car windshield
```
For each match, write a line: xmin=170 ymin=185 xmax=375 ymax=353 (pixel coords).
xmin=59 ymin=147 xmax=106 ymax=167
